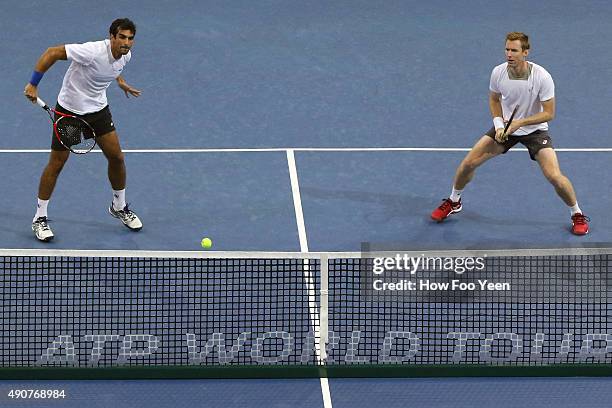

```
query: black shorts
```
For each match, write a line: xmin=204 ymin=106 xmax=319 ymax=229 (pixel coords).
xmin=51 ymin=103 xmax=115 ymax=151
xmin=485 ymin=127 xmax=553 ymax=161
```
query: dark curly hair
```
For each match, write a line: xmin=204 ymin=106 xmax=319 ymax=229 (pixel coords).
xmin=109 ymin=18 xmax=136 ymax=37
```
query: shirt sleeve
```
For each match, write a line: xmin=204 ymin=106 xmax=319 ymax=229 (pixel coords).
xmin=65 ymin=42 xmax=96 ymax=66
xmin=539 ymin=71 xmax=555 ymax=101
xmin=489 ymin=67 xmax=500 ymax=93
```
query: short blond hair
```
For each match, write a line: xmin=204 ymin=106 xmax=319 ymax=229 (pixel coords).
xmin=506 ymin=32 xmax=530 ymax=51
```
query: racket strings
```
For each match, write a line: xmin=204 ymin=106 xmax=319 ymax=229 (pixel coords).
xmin=56 ymin=117 xmax=95 ymax=152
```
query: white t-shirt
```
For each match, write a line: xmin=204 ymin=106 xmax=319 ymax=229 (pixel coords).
xmin=489 ymin=62 xmax=554 ymax=135
xmin=58 ymin=39 xmax=131 ymax=114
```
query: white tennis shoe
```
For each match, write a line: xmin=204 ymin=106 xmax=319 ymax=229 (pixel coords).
xmin=32 ymin=216 xmax=54 ymax=242
xmin=109 ymin=203 xmax=143 ymax=231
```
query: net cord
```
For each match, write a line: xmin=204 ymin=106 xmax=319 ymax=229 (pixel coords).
xmin=2 ymin=247 xmax=611 ymax=259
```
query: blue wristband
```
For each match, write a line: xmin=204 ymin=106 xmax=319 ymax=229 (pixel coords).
xmin=29 ymin=71 xmax=44 ymax=86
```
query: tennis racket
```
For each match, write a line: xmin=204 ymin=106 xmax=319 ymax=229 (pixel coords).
xmin=36 ymin=97 xmax=96 ymax=154
xmin=503 ymin=104 xmax=520 ymax=136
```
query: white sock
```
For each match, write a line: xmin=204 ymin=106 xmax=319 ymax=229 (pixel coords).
xmin=112 ymin=189 xmax=126 ymax=211
xmin=570 ymin=203 xmax=582 ymax=216
xmin=34 ymin=198 xmax=49 ymax=222
xmin=449 ymin=187 xmax=463 ymax=202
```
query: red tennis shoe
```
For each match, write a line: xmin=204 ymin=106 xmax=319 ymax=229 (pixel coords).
xmin=571 ymin=213 xmax=590 ymax=235
xmin=431 ymin=198 xmax=462 ymax=222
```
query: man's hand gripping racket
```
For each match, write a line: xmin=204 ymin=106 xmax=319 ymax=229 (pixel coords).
xmin=495 ymin=104 xmax=519 ymax=144
xmin=35 ymin=97 xmax=97 ymax=154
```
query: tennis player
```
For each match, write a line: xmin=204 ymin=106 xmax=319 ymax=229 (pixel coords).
xmin=431 ymin=32 xmax=589 ymax=235
xmin=24 ymin=18 xmax=143 ymax=242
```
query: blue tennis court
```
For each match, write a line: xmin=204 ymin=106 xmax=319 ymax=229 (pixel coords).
xmin=2 ymin=1 xmax=612 ymax=407
xmin=3 ymin=377 xmax=612 ymax=408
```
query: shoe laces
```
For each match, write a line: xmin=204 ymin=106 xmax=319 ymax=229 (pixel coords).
xmin=438 ymin=198 xmax=454 ymax=211
xmin=572 ymin=213 xmax=590 ymax=225
xmin=36 ymin=217 xmax=51 ymax=230
xmin=119 ymin=204 xmax=137 ymax=221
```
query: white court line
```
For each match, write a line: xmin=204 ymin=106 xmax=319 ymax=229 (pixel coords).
xmin=287 ymin=149 xmax=309 ymax=252
xmin=286 ymin=149 xmax=333 ymax=408
xmin=2 ymin=147 xmax=612 ymax=153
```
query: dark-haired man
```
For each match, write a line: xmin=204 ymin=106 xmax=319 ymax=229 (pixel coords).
xmin=431 ymin=32 xmax=589 ymax=235
xmin=24 ymin=18 xmax=143 ymax=241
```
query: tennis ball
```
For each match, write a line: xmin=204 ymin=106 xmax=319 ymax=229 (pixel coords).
xmin=201 ymin=237 xmax=212 ymax=249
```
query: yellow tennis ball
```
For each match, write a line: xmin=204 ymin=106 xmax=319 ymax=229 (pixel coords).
xmin=201 ymin=237 xmax=212 ymax=249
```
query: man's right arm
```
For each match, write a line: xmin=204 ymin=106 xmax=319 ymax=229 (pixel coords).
xmin=489 ymin=91 xmax=503 ymax=119
xmin=489 ymin=91 xmax=506 ymax=142
xmin=24 ymin=45 xmax=67 ymax=103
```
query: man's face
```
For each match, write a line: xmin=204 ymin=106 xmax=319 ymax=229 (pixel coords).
xmin=505 ymin=39 xmax=528 ymax=67
xmin=110 ymin=29 xmax=135 ymax=56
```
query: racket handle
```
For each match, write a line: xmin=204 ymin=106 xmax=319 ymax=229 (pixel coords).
xmin=36 ymin=97 xmax=48 ymax=109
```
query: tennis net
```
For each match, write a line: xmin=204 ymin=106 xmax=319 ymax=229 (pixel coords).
xmin=1 ymin=248 xmax=611 ymax=378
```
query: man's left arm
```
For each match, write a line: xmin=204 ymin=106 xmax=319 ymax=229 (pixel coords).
xmin=116 ymin=75 xmax=142 ymax=98
xmin=506 ymin=98 xmax=555 ymax=134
